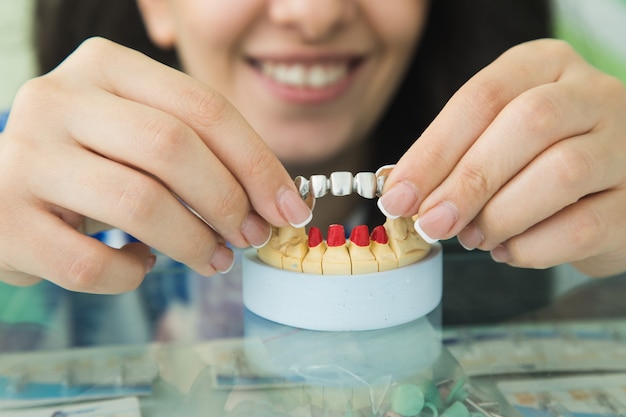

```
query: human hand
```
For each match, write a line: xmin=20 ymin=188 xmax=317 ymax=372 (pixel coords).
xmin=0 ymin=37 xmax=311 ymax=293
xmin=378 ymin=39 xmax=626 ymax=277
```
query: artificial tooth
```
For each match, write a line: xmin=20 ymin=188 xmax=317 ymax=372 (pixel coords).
xmin=322 ymin=224 xmax=351 ymax=275
xmin=370 ymin=225 xmax=398 ymax=271
xmin=354 ymin=172 xmax=377 ymax=199
xmin=348 ymin=225 xmax=378 ymax=274
xmin=302 ymin=226 xmax=327 ymax=274
xmin=310 ymin=175 xmax=330 ymax=198
xmin=330 ymin=171 xmax=353 ymax=196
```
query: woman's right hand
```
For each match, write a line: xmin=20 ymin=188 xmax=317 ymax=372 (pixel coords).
xmin=0 ymin=37 xmax=312 ymax=293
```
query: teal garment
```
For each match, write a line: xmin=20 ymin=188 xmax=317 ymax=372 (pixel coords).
xmin=0 ymin=110 xmax=7 ymax=131
xmin=0 ymin=111 xmax=49 ymax=326
xmin=0 ymin=282 xmax=50 ymax=325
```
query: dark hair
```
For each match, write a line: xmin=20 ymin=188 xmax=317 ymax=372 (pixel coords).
xmin=35 ymin=0 xmax=178 ymax=73
xmin=34 ymin=0 xmax=551 ymax=166
xmin=373 ymin=0 xmax=552 ymax=166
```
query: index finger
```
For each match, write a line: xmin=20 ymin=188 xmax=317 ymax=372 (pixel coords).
xmin=64 ymin=38 xmax=312 ymax=231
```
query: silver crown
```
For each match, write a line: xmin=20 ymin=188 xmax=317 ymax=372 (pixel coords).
xmin=294 ymin=165 xmax=395 ymax=210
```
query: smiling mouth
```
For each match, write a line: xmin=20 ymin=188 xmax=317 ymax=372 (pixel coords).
xmin=248 ymin=58 xmax=363 ymax=89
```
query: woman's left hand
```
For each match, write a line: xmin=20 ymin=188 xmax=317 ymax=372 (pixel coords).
xmin=379 ymin=39 xmax=626 ymax=277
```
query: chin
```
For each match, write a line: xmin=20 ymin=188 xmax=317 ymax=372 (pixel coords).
xmin=271 ymin=140 xmax=349 ymax=166
xmin=263 ymin=126 xmax=357 ymax=165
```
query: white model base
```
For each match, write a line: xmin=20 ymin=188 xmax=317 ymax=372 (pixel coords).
xmin=242 ymin=243 xmax=442 ymax=331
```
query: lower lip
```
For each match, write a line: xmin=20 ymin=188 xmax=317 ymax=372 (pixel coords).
xmin=252 ymin=65 xmax=361 ymax=105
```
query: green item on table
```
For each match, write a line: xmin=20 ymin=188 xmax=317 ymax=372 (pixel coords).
xmin=445 ymin=377 xmax=468 ymax=406
xmin=419 ymin=380 xmax=444 ymax=410
xmin=441 ymin=401 xmax=470 ymax=417
xmin=390 ymin=384 xmax=425 ymax=417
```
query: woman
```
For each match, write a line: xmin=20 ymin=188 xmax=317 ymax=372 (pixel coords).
xmin=1 ymin=0 xmax=625 ymax=341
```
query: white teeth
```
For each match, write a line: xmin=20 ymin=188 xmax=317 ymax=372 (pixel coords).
xmin=260 ymin=61 xmax=348 ymax=88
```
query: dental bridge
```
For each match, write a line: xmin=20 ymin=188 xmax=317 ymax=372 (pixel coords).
xmin=257 ymin=166 xmax=432 ymax=275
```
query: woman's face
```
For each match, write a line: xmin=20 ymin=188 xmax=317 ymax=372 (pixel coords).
xmin=138 ymin=0 xmax=429 ymax=164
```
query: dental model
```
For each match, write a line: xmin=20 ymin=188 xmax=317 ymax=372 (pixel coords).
xmin=257 ymin=217 xmax=431 ymax=275
xmin=257 ymin=168 xmax=432 ymax=275
xmin=245 ymin=168 xmax=441 ymax=330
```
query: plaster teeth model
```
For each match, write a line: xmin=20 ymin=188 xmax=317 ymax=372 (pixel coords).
xmin=256 ymin=216 xmax=430 ymax=275
xmin=244 ymin=169 xmax=442 ymax=331
xmin=301 ymin=226 xmax=326 ymax=274
xmin=385 ymin=216 xmax=432 ymax=268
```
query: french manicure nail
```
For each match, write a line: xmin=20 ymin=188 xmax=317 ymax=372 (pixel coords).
xmin=241 ymin=211 xmax=272 ymax=248
xmin=146 ymin=254 xmax=157 ymax=274
xmin=491 ymin=245 xmax=510 ymax=263
xmin=277 ymin=187 xmax=313 ymax=228
xmin=414 ymin=202 xmax=459 ymax=243
xmin=377 ymin=181 xmax=419 ymax=219
xmin=457 ymin=223 xmax=484 ymax=251
xmin=211 ymin=245 xmax=235 ymax=274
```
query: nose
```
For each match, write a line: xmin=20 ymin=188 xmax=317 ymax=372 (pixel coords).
xmin=268 ymin=0 xmax=355 ymax=41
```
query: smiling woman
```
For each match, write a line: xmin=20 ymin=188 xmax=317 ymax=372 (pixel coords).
xmin=6 ymin=0 xmax=626 ymax=348
xmin=26 ymin=0 xmax=556 ymax=328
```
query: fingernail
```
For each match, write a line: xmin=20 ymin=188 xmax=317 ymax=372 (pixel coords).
xmin=377 ymin=181 xmax=419 ymax=219
xmin=241 ymin=211 xmax=271 ymax=248
xmin=211 ymin=245 xmax=235 ymax=274
xmin=491 ymin=245 xmax=510 ymax=263
xmin=457 ymin=223 xmax=484 ymax=251
xmin=146 ymin=254 xmax=157 ymax=274
xmin=414 ymin=202 xmax=458 ymax=243
xmin=277 ymin=187 xmax=313 ymax=228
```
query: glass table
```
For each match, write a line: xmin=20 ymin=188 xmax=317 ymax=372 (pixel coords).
xmin=1 ymin=241 xmax=626 ymax=417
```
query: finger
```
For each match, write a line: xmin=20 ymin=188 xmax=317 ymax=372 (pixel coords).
xmin=0 ymin=207 xmax=153 ymax=293
xmin=378 ymin=40 xmax=583 ymax=219
xmin=490 ymin=188 xmax=626 ymax=277
xmin=459 ymin=131 xmax=624 ymax=250
xmin=0 ymin=271 xmax=42 ymax=287
xmin=54 ymin=88 xmax=257 ymax=248
xmin=57 ymin=38 xmax=312 ymax=229
xmin=31 ymin=147 xmax=235 ymax=275
xmin=417 ymin=74 xmax=608 ymax=242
